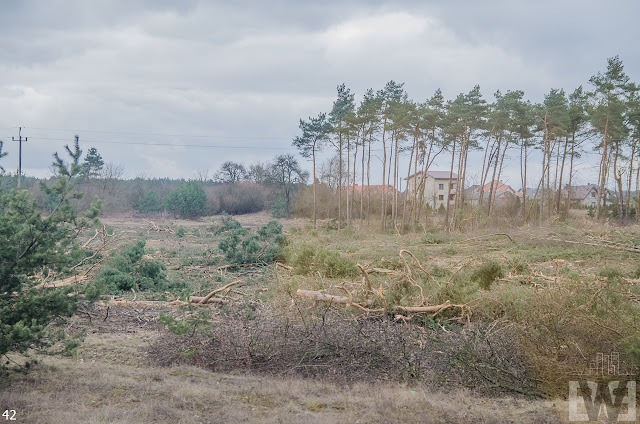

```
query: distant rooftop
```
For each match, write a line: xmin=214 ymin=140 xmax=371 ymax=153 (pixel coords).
xmin=406 ymin=170 xmax=457 ymax=180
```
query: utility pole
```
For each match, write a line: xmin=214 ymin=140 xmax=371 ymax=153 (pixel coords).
xmin=12 ymin=127 xmax=27 ymax=188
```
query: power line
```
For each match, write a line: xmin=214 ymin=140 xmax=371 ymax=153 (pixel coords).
xmin=21 ymin=126 xmax=294 ymax=141
xmin=27 ymin=136 xmax=295 ymax=150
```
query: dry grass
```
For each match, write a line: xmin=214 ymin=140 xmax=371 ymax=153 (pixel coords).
xmin=1 ymin=359 xmax=562 ymax=424
xmin=0 ymin=303 xmax=564 ymax=423
xmin=4 ymin=215 xmax=639 ymax=423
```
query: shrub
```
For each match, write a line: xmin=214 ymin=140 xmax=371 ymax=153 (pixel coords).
xmin=470 ymin=261 xmax=504 ymax=290
xmin=219 ymin=183 xmax=266 ymax=215
xmin=217 ymin=217 xmax=287 ymax=265
xmin=422 ymin=233 xmax=446 ymax=244
xmin=271 ymin=196 xmax=287 ymax=218
xmin=137 ymin=190 xmax=163 ymax=214
xmin=289 ymin=244 xmax=357 ymax=278
xmin=94 ymin=240 xmax=167 ymax=293
xmin=165 ymin=181 xmax=207 ymax=218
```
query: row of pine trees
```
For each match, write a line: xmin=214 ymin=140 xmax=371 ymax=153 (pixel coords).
xmin=293 ymin=56 xmax=640 ymax=230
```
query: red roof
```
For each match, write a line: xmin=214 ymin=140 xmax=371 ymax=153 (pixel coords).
xmin=473 ymin=180 xmax=517 ymax=194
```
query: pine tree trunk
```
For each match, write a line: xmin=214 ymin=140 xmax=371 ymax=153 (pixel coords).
xmin=338 ymin=132 xmax=343 ymax=229
xmin=380 ymin=123 xmax=387 ymax=231
xmin=312 ymin=144 xmax=317 ymax=228
xmin=492 ymin=142 xmax=509 ymax=211
xmin=613 ymin=142 xmax=624 ymax=222
xmin=367 ymin=133 xmax=372 ymax=228
xmin=556 ymin=135 xmax=569 ymax=214
xmin=626 ymin=139 xmax=637 ymax=219
xmin=386 ymin=132 xmax=394 ymax=229
xmin=595 ymin=115 xmax=609 ymax=220
xmin=404 ymin=134 xmax=417 ymax=229
xmin=488 ymin=136 xmax=502 ymax=216
xmin=566 ymin=135 xmax=576 ymax=217
xmin=352 ymin=133 xmax=358 ymax=222
xmin=444 ymin=138 xmax=457 ymax=230
xmin=521 ymin=140 xmax=528 ymax=215
xmin=479 ymin=135 xmax=492 ymax=206
xmin=346 ymin=134 xmax=351 ymax=226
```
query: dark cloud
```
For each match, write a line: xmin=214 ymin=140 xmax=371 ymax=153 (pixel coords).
xmin=0 ymin=1 xmax=638 ymax=182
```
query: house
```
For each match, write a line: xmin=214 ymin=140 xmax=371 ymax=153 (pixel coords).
xmin=405 ymin=170 xmax=457 ymax=210
xmin=517 ymin=188 xmax=538 ymax=200
xmin=563 ymin=184 xmax=616 ymax=208
xmin=466 ymin=180 xmax=519 ymax=206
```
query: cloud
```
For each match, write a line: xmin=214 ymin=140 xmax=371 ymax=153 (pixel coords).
xmin=0 ymin=1 xmax=638 ymax=184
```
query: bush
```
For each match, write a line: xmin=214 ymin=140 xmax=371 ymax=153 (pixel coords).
xmin=137 ymin=190 xmax=163 ymax=214
xmin=216 ymin=216 xmax=287 ymax=265
xmin=470 ymin=261 xmax=504 ymax=290
xmin=94 ymin=240 xmax=167 ymax=293
xmin=271 ymin=196 xmax=287 ymax=218
xmin=290 ymin=244 xmax=358 ymax=278
xmin=165 ymin=181 xmax=207 ymax=218
xmin=219 ymin=183 xmax=266 ymax=215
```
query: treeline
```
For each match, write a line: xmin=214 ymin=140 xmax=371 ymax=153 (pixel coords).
xmin=0 ymin=141 xmax=308 ymax=219
xmin=293 ymin=56 xmax=640 ymax=230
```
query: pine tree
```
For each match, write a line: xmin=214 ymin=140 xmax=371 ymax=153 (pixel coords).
xmin=293 ymin=113 xmax=331 ymax=228
xmin=589 ymin=56 xmax=632 ymax=220
xmin=82 ymin=146 xmax=105 ymax=179
xmin=0 ymin=137 xmax=101 ymax=361
xmin=329 ymin=84 xmax=355 ymax=229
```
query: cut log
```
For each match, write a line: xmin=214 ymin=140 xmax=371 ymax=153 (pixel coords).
xmin=197 ymin=280 xmax=242 ymax=304
xmin=189 ymin=296 xmax=230 ymax=305
xmin=35 ymin=275 xmax=87 ymax=289
xmin=395 ymin=302 xmax=453 ymax=314
xmin=296 ymin=289 xmax=351 ymax=304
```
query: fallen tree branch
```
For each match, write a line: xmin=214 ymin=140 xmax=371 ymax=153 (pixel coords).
xmin=458 ymin=233 xmax=515 ymax=244
xmin=545 ymin=237 xmax=640 ymax=253
xmin=356 ymin=264 xmax=373 ymax=292
xmin=368 ymin=268 xmax=401 ymax=275
xmin=197 ymin=280 xmax=242 ymax=304
xmin=34 ymin=275 xmax=87 ymax=289
xmin=276 ymin=262 xmax=293 ymax=271
xmin=296 ymin=289 xmax=354 ymax=305
xmin=296 ymin=289 xmax=470 ymax=320
xmin=189 ymin=296 xmax=230 ymax=305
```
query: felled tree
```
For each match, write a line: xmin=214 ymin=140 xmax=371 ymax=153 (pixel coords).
xmin=0 ymin=137 xmax=101 ymax=361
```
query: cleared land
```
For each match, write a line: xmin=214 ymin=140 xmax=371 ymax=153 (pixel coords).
xmin=3 ymin=212 xmax=640 ymax=423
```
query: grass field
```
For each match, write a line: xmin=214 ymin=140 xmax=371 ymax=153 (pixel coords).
xmin=2 ymin=212 xmax=640 ymax=423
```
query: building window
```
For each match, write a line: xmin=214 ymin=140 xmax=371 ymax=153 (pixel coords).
xmin=438 ymin=195 xmax=444 ymax=201
xmin=449 ymin=194 xmax=455 ymax=200
xmin=438 ymin=183 xmax=444 ymax=190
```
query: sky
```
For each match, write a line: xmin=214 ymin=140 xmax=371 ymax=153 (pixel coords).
xmin=1 ymin=0 xmax=639 ymax=188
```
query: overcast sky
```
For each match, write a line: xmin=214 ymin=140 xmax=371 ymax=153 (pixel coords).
xmin=1 ymin=0 xmax=639 ymax=187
